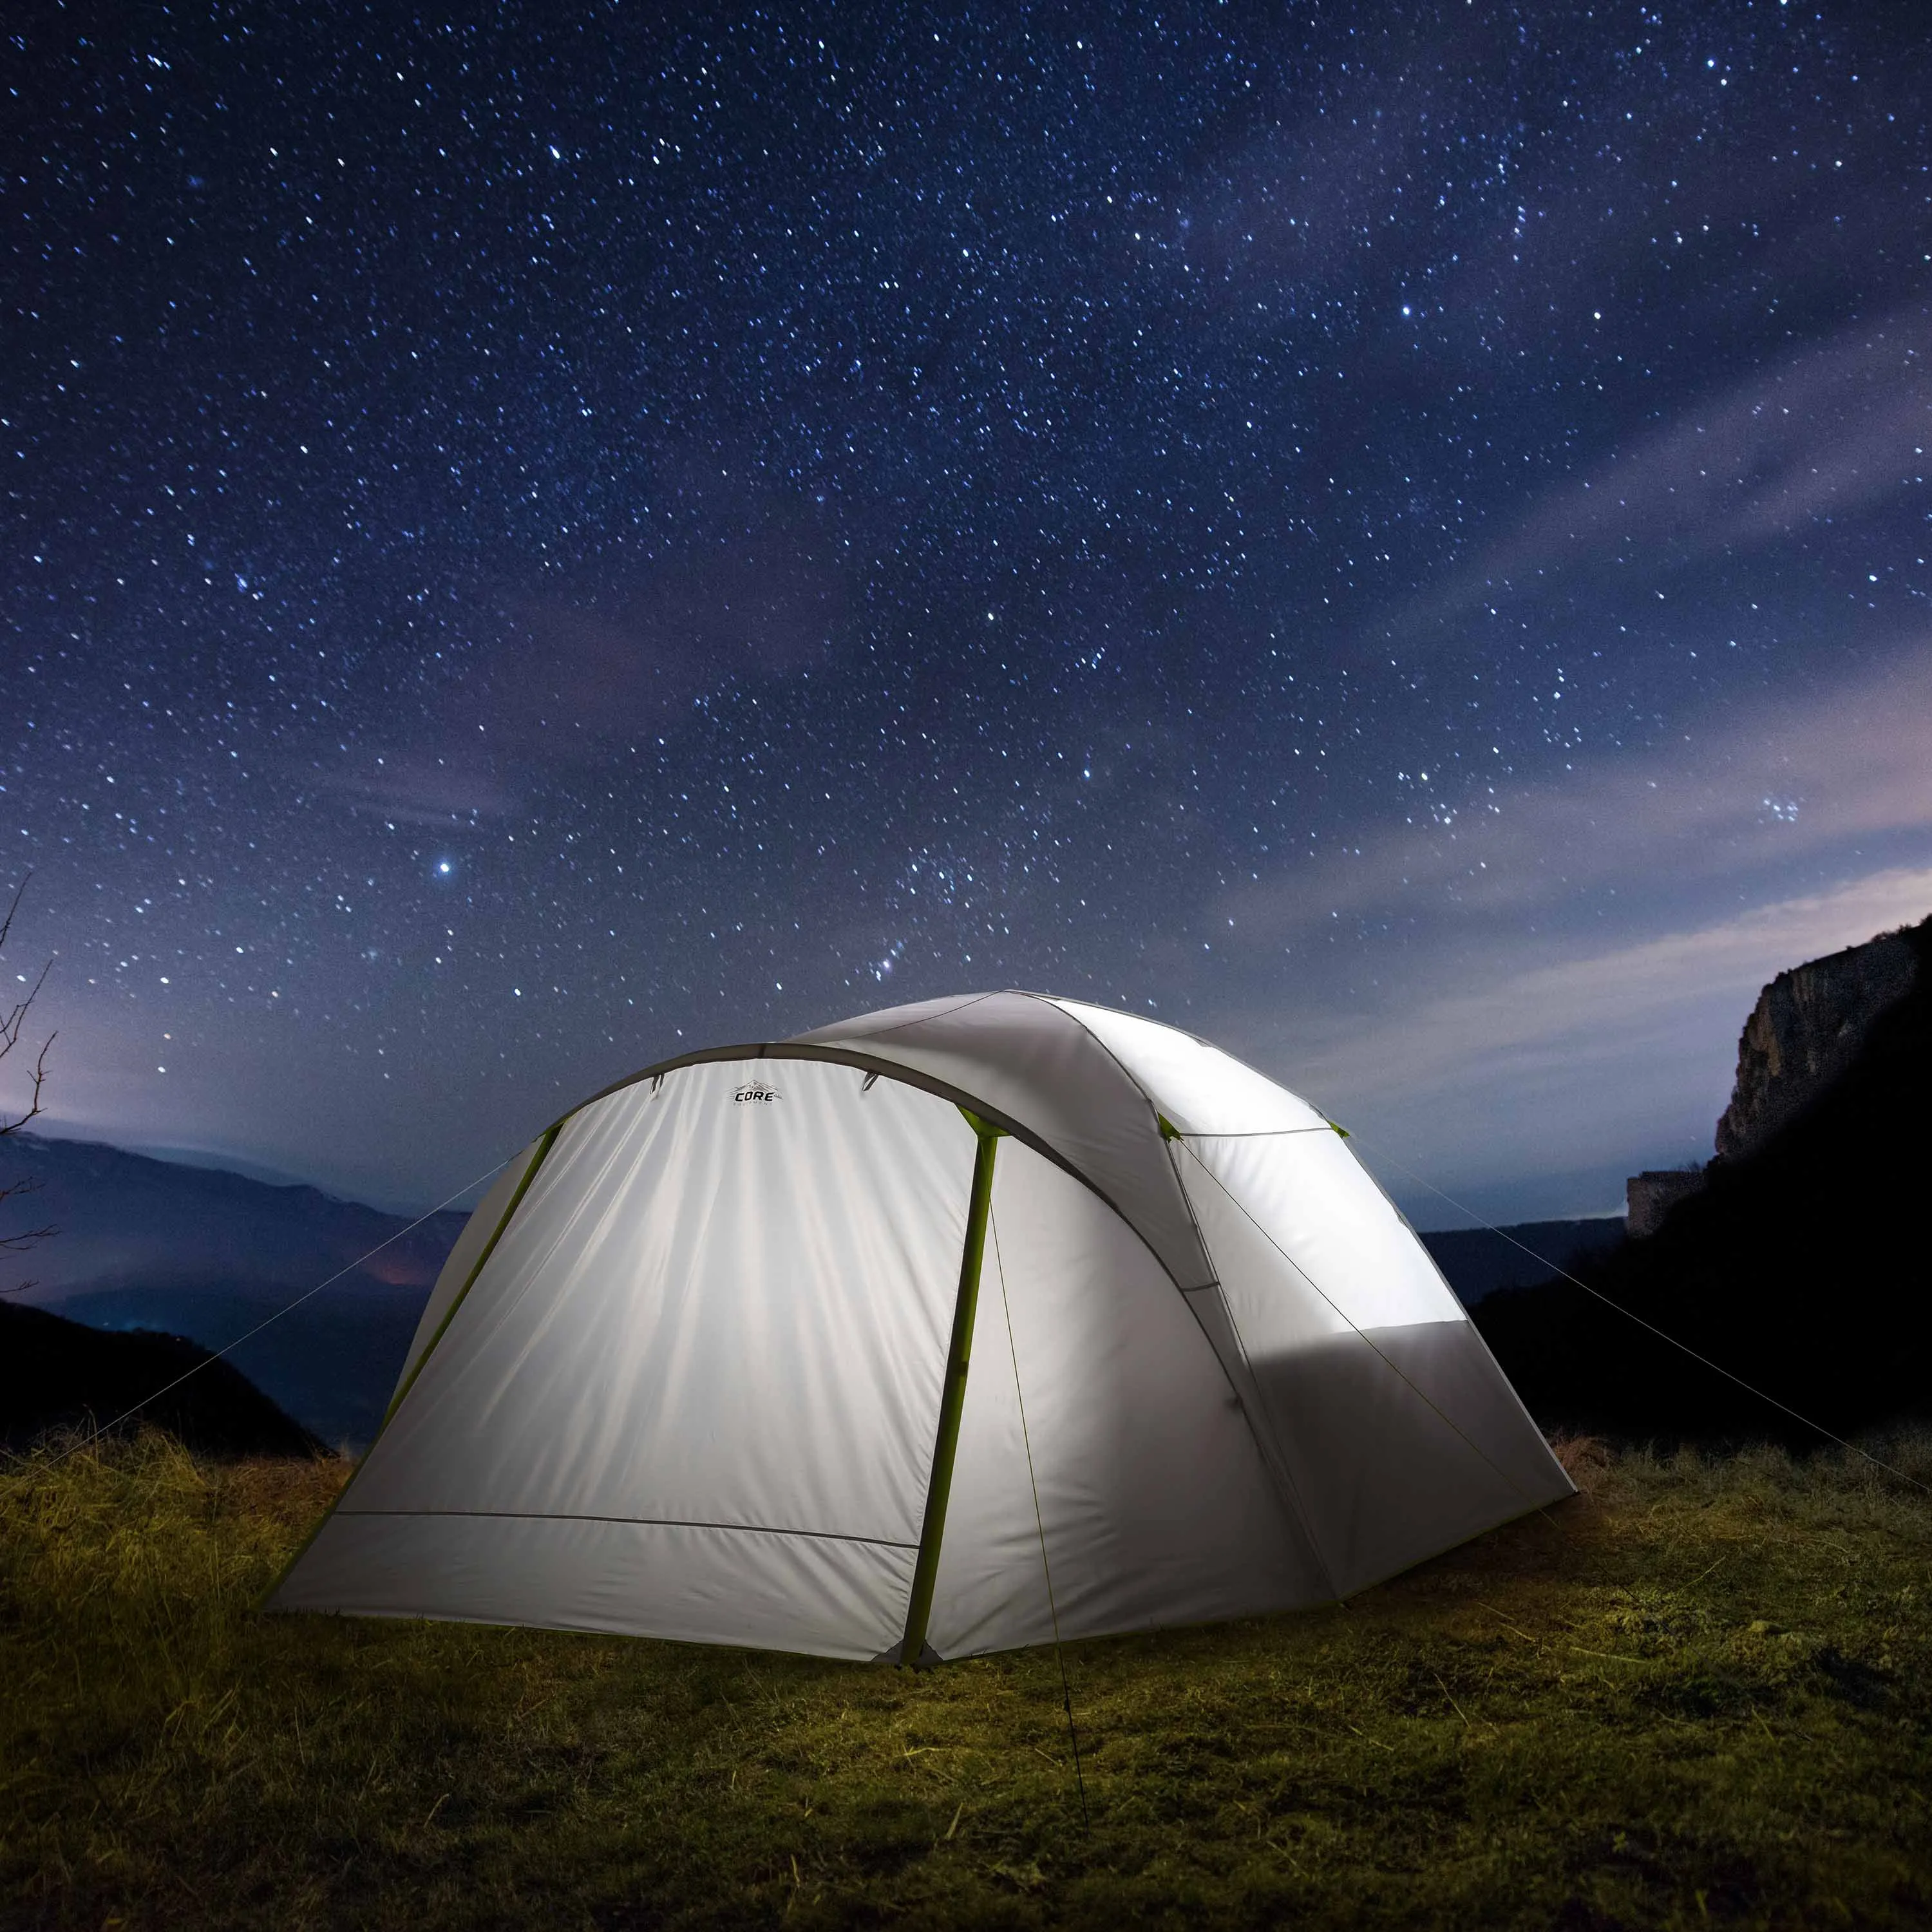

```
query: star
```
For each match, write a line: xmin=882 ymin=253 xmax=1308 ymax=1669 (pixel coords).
xmin=2 ymin=0 xmax=1922 ymax=1222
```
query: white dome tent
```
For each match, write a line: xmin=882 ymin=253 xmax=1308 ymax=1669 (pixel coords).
xmin=270 ymin=992 xmax=1574 ymax=1662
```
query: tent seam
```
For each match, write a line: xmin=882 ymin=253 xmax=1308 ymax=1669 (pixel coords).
xmin=802 ymin=989 xmax=1005 ymax=1043
xmin=1041 ymin=996 xmax=1337 ymax=1132
xmin=1342 ymin=1139 xmax=1575 ymax=1482
xmin=382 ymin=1124 xmax=564 ymax=1427
xmin=1015 ymin=989 xmax=1173 ymax=1145
xmin=1177 ymin=1209 xmax=1343 ymax=1604
xmin=260 ymin=1126 xmax=563 ymax=1611
xmin=1033 ymin=994 xmax=1337 ymax=1576
xmin=1176 ymin=1141 xmax=1569 ymax=1537
xmin=990 ymin=1202 xmax=1089 ymax=1821
xmin=1016 ymin=990 xmax=1218 ymax=1290
xmin=550 ymin=1043 xmax=1198 ymax=1314
xmin=332 ymin=1509 xmax=920 ymax=1551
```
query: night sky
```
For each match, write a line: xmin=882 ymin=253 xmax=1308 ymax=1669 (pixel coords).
xmin=6 ymin=2 xmax=1929 ymax=1224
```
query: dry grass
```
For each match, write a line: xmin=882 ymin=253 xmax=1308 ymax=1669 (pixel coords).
xmin=3 ymin=1429 xmax=1929 ymax=1929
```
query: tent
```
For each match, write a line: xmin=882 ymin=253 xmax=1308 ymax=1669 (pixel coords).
xmin=270 ymin=992 xmax=1573 ymax=1662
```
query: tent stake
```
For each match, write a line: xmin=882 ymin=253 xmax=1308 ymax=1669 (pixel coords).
xmin=899 ymin=1112 xmax=1001 ymax=1667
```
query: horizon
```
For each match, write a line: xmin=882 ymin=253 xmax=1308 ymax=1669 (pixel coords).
xmin=12 ymin=1115 xmax=1634 ymax=1236
xmin=24 ymin=905 xmax=1917 ymax=1227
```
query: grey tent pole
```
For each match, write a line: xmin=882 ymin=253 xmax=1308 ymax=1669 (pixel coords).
xmin=899 ymin=1111 xmax=1002 ymax=1669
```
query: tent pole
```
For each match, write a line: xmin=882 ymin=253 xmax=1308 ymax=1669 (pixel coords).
xmin=258 ymin=1121 xmax=564 ymax=1613
xmin=899 ymin=1113 xmax=1001 ymax=1669
xmin=378 ymin=1120 xmax=563 ymax=1429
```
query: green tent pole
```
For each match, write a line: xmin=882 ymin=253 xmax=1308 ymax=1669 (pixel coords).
xmin=378 ymin=1120 xmax=563 ymax=1429
xmin=899 ymin=1112 xmax=1002 ymax=1669
xmin=258 ymin=1121 xmax=564 ymax=1613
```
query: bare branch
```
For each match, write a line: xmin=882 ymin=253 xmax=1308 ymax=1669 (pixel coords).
xmin=0 ymin=875 xmax=55 ymax=1282
xmin=0 ymin=873 xmax=28 ymax=960
xmin=0 ymin=1029 xmax=53 ymax=1139
xmin=0 ymin=875 xmax=52 ymax=1137
xmin=0 ymin=958 xmax=52 ymax=1059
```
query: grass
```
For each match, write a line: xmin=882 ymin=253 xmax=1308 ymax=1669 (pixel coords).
xmin=2 ymin=1433 xmax=1929 ymax=1929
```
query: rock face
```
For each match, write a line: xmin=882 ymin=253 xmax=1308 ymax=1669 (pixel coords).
xmin=1714 ymin=930 xmax=1919 ymax=1161
xmin=1625 ymin=1170 xmax=1707 ymax=1240
xmin=1481 ymin=909 xmax=1932 ymax=1443
xmin=1622 ymin=918 xmax=1924 ymax=1233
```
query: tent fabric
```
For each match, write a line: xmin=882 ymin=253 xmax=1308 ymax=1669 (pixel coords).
xmin=275 ymin=1062 xmax=972 ymax=1658
xmin=793 ymin=992 xmax=1216 ymax=1291
xmin=1045 ymin=996 xmax=1336 ymax=1137
xmin=391 ymin=1132 xmax=548 ymax=1396
xmin=927 ymin=1137 xmax=1327 ymax=1658
xmin=270 ymin=993 xmax=1575 ymax=1660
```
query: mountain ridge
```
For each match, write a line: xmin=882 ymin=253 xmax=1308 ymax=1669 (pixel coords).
xmin=0 ymin=1300 xmax=329 ymax=1458
xmin=3 ymin=1132 xmax=469 ymax=1448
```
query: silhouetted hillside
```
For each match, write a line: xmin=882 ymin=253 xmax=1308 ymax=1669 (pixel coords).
xmin=1475 ymin=913 xmax=1932 ymax=1444
xmin=0 ymin=1301 xmax=329 ymax=1458
xmin=3 ymin=1135 xmax=468 ymax=1446
xmin=1419 ymin=1218 xmax=1625 ymax=1305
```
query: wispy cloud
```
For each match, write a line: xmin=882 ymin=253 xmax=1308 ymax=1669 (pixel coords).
xmin=310 ymin=518 xmax=849 ymax=824
xmin=1402 ymin=306 xmax=1929 ymax=632
xmin=1289 ymin=865 xmax=1932 ymax=1109
xmin=1184 ymin=648 xmax=1932 ymax=1214
xmin=1218 ymin=645 xmax=1932 ymax=947
xmin=317 ymin=750 xmax=524 ymax=828
xmin=1263 ymin=866 xmax=1932 ymax=1217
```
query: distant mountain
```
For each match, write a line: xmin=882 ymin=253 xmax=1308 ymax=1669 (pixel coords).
xmin=2 ymin=1135 xmax=468 ymax=1450
xmin=1418 ymin=1218 xmax=1626 ymax=1306
xmin=1475 ymin=911 xmax=1932 ymax=1444
xmin=0 ymin=1300 xmax=329 ymax=1458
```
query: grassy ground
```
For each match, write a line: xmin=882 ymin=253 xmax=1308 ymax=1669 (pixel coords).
xmin=1 ymin=1434 xmax=1929 ymax=1930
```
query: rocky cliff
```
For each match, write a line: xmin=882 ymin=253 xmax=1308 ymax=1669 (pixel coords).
xmin=1483 ymin=907 xmax=1932 ymax=1442
xmin=1624 ymin=913 xmax=1927 ymax=1231
xmin=1714 ymin=926 xmax=1920 ymax=1162
xmin=1624 ymin=1168 xmax=1706 ymax=1240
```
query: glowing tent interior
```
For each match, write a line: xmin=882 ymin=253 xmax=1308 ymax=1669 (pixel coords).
xmin=269 ymin=992 xmax=1574 ymax=1662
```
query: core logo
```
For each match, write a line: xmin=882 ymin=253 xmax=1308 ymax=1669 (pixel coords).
xmin=734 ymin=1084 xmax=780 ymax=1104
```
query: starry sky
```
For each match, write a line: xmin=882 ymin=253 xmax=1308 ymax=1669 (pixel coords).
xmin=5 ymin=1 xmax=1930 ymax=1224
